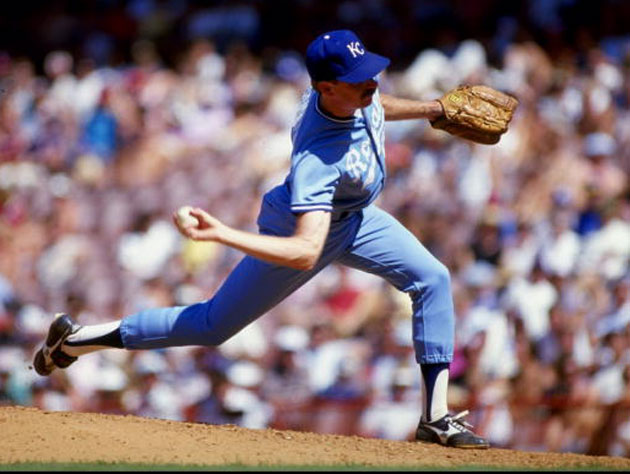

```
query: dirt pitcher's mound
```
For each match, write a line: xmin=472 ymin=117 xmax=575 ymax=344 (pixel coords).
xmin=1 ymin=406 xmax=629 ymax=469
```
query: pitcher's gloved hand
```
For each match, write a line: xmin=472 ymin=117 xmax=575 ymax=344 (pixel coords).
xmin=430 ymin=85 xmax=519 ymax=145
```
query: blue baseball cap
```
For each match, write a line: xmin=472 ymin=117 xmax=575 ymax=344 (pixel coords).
xmin=305 ymin=30 xmax=390 ymax=83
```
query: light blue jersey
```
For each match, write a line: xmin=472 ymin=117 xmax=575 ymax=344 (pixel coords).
xmin=287 ymin=87 xmax=386 ymax=214
xmin=259 ymin=88 xmax=387 ymax=228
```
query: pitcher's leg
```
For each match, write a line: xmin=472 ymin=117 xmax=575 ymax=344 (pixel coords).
xmin=335 ymin=207 xmax=491 ymax=448
xmin=337 ymin=206 xmax=454 ymax=364
xmin=120 ymin=255 xmax=322 ymax=349
xmin=35 ymin=211 xmax=362 ymax=375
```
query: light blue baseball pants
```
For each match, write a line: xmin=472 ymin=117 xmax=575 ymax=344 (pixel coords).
xmin=119 ymin=201 xmax=454 ymax=364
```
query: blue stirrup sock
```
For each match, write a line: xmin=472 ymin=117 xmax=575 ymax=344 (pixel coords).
xmin=421 ymin=362 xmax=450 ymax=422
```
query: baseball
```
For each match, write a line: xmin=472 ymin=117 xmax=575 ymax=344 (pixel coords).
xmin=175 ymin=206 xmax=198 ymax=228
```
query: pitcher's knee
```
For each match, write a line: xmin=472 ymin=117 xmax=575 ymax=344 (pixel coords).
xmin=405 ymin=260 xmax=452 ymax=304
xmin=432 ymin=261 xmax=452 ymax=290
xmin=201 ymin=320 xmax=246 ymax=347
xmin=420 ymin=261 xmax=452 ymax=293
xmin=196 ymin=317 xmax=236 ymax=346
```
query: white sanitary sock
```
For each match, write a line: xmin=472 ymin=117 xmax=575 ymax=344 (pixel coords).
xmin=62 ymin=321 xmax=122 ymax=357
xmin=421 ymin=366 xmax=449 ymax=422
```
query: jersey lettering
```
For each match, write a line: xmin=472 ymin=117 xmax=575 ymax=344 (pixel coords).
xmin=346 ymin=139 xmax=375 ymax=187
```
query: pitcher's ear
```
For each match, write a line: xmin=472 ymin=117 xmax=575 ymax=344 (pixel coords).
xmin=315 ymin=80 xmax=336 ymax=96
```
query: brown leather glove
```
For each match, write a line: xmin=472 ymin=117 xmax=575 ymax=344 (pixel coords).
xmin=430 ymin=85 xmax=519 ymax=145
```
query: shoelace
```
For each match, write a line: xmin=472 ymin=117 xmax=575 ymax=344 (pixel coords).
xmin=446 ymin=410 xmax=474 ymax=432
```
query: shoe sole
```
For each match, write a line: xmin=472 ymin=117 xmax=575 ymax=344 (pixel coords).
xmin=416 ymin=428 xmax=490 ymax=449
xmin=415 ymin=437 xmax=490 ymax=449
xmin=452 ymin=444 xmax=490 ymax=449
xmin=33 ymin=313 xmax=75 ymax=376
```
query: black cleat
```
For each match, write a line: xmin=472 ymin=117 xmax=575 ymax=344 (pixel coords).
xmin=33 ymin=313 xmax=81 ymax=376
xmin=415 ymin=410 xmax=490 ymax=449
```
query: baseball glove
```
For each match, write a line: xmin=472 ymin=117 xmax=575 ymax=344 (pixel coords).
xmin=430 ymin=85 xmax=519 ymax=145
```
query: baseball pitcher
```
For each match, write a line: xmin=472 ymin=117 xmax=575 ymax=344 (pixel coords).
xmin=34 ymin=30 xmax=517 ymax=448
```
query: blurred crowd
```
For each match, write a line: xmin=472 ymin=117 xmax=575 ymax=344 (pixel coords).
xmin=1 ymin=0 xmax=630 ymax=459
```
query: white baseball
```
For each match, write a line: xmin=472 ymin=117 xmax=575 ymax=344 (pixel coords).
xmin=175 ymin=206 xmax=198 ymax=227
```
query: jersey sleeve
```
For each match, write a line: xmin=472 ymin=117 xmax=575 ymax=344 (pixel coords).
xmin=289 ymin=149 xmax=341 ymax=213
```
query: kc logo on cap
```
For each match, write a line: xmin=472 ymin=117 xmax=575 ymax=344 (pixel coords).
xmin=346 ymin=42 xmax=365 ymax=58
xmin=305 ymin=30 xmax=390 ymax=83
